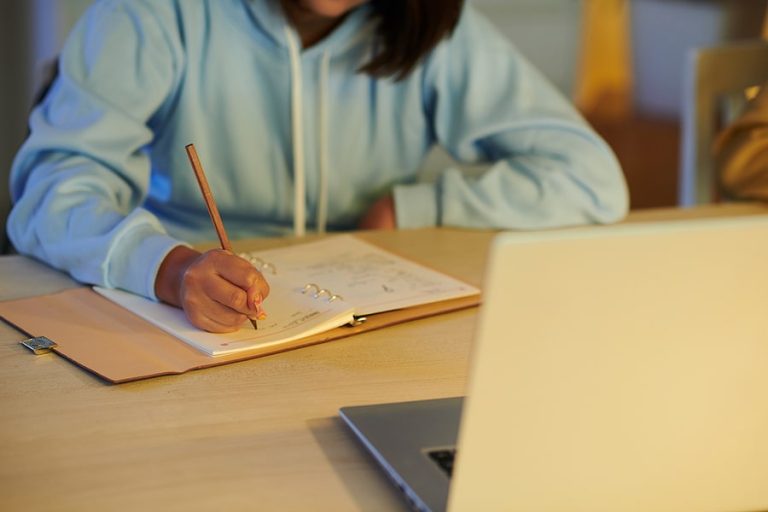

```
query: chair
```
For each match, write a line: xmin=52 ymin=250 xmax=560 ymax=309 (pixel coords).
xmin=679 ymin=39 xmax=768 ymax=206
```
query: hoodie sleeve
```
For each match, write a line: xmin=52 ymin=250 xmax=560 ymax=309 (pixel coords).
xmin=8 ymin=0 xmax=185 ymax=299
xmin=393 ymin=5 xmax=629 ymax=230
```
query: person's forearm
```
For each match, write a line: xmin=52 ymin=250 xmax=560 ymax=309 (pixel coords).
xmin=155 ymin=245 xmax=202 ymax=306
xmin=358 ymin=194 xmax=396 ymax=229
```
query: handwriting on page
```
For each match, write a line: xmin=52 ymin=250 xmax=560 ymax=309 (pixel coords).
xmin=247 ymin=236 xmax=477 ymax=317
xmin=298 ymin=252 xmax=454 ymax=296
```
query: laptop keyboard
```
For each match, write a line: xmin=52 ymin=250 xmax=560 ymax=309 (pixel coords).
xmin=427 ymin=448 xmax=456 ymax=477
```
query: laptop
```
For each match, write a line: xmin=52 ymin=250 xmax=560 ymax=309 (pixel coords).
xmin=340 ymin=216 xmax=768 ymax=512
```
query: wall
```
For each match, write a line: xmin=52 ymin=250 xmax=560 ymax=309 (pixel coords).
xmin=0 ymin=0 xmax=93 ymax=253
xmin=473 ymin=0 xmax=583 ymax=96
xmin=0 ymin=2 xmax=32 ymax=253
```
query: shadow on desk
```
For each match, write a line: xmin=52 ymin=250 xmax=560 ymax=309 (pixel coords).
xmin=308 ymin=416 xmax=409 ymax=512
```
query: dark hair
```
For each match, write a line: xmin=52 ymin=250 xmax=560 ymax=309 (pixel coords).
xmin=363 ymin=0 xmax=464 ymax=80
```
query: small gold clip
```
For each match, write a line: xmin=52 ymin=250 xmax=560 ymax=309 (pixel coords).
xmin=21 ymin=336 xmax=58 ymax=355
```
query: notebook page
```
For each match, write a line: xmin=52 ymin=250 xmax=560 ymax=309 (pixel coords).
xmin=94 ymin=274 xmax=355 ymax=356
xmin=242 ymin=235 xmax=480 ymax=316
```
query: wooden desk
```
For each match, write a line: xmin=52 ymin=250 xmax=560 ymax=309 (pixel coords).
xmin=2 ymin=204 xmax=767 ymax=511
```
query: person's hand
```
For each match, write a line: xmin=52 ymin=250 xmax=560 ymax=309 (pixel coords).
xmin=155 ymin=246 xmax=270 ymax=333
xmin=358 ymin=194 xmax=396 ymax=230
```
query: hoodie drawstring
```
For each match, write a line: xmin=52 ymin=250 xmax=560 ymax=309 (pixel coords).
xmin=285 ymin=27 xmax=306 ymax=237
xmin=284 ymin=28 xmax=331 ymax=237
xmin=316 ymin=50 xmax=330 ymax=234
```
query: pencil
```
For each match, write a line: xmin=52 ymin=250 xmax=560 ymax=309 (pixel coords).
xmin=185 ymin=143 xmax=259 ymax=330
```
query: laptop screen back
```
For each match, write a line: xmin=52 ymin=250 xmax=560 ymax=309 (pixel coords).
xmin=449 ymin=217 xmax=768 ymax=511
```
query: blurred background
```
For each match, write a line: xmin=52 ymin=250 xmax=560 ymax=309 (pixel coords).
xmin=1 ymin=0 xmax=767 ymax=252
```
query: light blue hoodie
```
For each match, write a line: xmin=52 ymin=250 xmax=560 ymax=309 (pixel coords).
xmin=8 ymin=0 xmax=628 ymax=300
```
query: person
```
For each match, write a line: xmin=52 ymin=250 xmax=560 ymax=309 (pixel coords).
xmin=8 ymin=0 xmax=629 ymax=333
xmin=716 ymin=82 xmax=768 ymax=201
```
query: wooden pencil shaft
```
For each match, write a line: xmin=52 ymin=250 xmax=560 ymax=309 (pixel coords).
xmin=185 ymin=144 xmax=232 ymax=251
xmin=185 ymin=143 xmax=258 ymax=330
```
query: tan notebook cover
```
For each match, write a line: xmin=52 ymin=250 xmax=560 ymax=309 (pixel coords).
xmin=0 ymin=287 xmax=479 ymax=383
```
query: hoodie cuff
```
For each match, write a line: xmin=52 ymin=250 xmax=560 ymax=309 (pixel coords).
xmin=107 ymin=228 xmax=188 ymax=301
xmin=393 ymin=182 xmax=439 ymax=229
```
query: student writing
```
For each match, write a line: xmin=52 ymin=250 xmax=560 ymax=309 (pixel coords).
xmin=8 ymin=0 xmax=629 ymax=333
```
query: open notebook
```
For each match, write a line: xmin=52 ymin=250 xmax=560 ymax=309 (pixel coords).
xmin=95 ymin=235 xmax=480 ymax=357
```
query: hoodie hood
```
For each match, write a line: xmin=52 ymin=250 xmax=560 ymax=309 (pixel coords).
xmin=243 ymin=0 xmax=376 ymax=58
xmin=242 ymin=0 xmax=377 ymax=236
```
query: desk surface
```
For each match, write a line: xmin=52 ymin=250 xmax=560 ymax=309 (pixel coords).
xmin=2 ymin=203 xmax=767 ymax=511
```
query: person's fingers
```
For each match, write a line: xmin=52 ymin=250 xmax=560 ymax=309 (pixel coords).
xmin=187 ymin=308 xmax=245 ymax=333
xmin=201 ymin=276 xmax=254 ymax=316
xmin=207 ymin=250 xmax=270 ymax=318
xmin=215 ymin=252 xmax=271 ymax=300
xmin=182 ymin=288 xmax=249 ymax=332
xmin=246 ymin=286 xmax=267 ymax=320
xmin=179 ymin=249 xmax=271 ymax=332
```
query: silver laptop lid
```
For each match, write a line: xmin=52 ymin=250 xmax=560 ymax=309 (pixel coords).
xmin=450 ymin=216 xmax=768 ymax=511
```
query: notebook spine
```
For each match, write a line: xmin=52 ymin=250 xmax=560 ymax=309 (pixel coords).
xmin=301 ymin=283 xmax=343 ymax=303
xmin=241 ymin=253 xmax=347 ymax=304
xmin=240 ymin=253 xmax=277 ymax=275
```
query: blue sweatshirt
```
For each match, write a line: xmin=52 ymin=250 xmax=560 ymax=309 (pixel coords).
xmin=8 ymin=0 xmax=628 ymax=300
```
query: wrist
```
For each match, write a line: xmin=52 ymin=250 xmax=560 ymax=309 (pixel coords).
xmin=154 ymin=245 xmax=201 ymax=306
